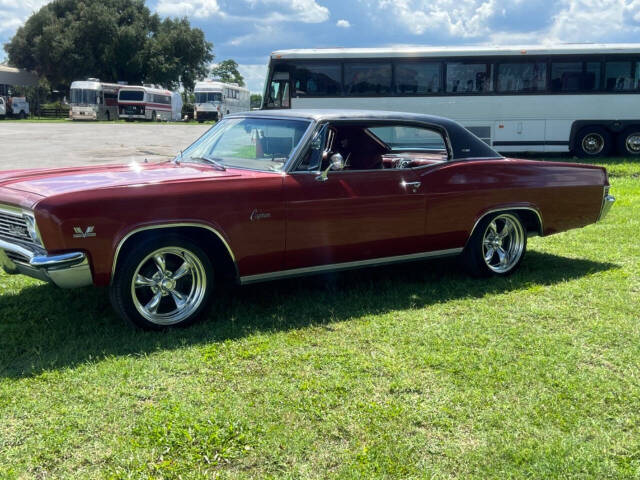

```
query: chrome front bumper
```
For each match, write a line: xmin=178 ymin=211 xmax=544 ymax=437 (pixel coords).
xmin=0 ymin=238 xmax=92 ymax=288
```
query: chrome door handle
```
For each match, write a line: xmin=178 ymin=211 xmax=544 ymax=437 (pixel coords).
xmin=401 ymin=181 xmax=421 ymax=192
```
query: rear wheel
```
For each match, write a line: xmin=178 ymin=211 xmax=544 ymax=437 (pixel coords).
xmin=575 ymin=126 xmax=612 ymax=157
xmin=110 ymin=235 xmax=214 ymax=329
xmin=462 ymin=212 xmax=527 ymax=277
xmin=617 ymin=127 xmax=640 ymax=156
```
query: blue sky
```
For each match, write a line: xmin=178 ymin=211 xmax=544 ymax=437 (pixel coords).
xmin=3 ymin=0 xmax=640 ymax=92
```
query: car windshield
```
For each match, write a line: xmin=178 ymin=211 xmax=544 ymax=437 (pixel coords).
xmin=179 ymin=117 xmax=311 ymax=171
xmin=70 ymin=88 xmax=98 ymax=105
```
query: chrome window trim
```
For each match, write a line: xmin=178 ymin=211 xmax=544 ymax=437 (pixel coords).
xmin=110 ymin=223 xmax=237 ymax=282
xmin=465 ymin=206 xmax=544 ymax=248
xmin=239 ymin=247 xmax=463 ymax=285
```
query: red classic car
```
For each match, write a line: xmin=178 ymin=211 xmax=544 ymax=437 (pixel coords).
xmin=0 ymin=110 xmax=614 ymax=329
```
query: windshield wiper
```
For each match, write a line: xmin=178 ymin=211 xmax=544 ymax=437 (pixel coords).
xmin=186 ymin=155 xmax=226 ymax=171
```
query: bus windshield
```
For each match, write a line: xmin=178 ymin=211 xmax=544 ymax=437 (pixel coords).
xmin=195 ymin=92 xmax=222 ymax=103
xmin=119 ymin=90 xmax=144 ymax=101
xmin=70 ymin=88 xmax=99 ymax=105
xmin=179 ymin=117 xmax=311 ymax=171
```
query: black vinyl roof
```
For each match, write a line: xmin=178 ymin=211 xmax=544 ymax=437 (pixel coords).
xmin=229 ymin=109 xmax=502 ymax=160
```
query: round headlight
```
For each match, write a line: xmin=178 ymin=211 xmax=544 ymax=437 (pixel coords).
xmin=23 ymin=213 xmax=42 ymax=246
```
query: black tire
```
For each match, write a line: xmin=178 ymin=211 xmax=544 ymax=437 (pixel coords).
xmin=462 ymin=212 xmax=527 ymax=277
xmin=617 ymin=127 xmax=640 ymax=157
xmin=574 ymin=126 xmax=612 ymax=157
xmin=110 ymin=234 xmax=214 ymax=330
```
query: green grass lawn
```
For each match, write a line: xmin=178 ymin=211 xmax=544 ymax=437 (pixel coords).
xmin=1 ymin=157 xmax=639 ymax=479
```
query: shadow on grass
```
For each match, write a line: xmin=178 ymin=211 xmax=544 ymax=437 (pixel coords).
xmin=0 ymin=251 xmax=617 ymax=378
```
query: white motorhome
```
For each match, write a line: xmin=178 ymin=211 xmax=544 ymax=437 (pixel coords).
xmin=118 ymin=85 xmax=172 ymax=121
xmin=70 ymin=79 xmax=121 ymax=120
xmin=194 ymin=80 xmax=250 ymax=122
xmin=263 ymin=43 xmax=640 ymax=156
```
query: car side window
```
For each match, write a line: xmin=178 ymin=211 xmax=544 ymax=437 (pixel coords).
xmin=367 ymin=126 xmax=448 ymax=167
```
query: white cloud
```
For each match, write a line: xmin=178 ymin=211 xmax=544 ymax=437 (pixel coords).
xmin=157 ymin=0 xmax=329 ymax=23
xmin=336 ymin=19 xmax=351 ymax=28
xmin=376 ymin=0 xmax=497 ymax=37
xmin=0 ymin=0 xmax=51 ymax=36
xmin=245 ymin=0 xmax=329 ymax=23
xmin=237 ymin=63 xmax=268 ymax=93
xmin=155 ymin=0 xmax=222 ymax=19
xmin=375 ymin=0 xmax=640 ymax=43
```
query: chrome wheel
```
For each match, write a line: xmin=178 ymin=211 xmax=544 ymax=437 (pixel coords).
xmin=130 ymin=247 xmax=207 ymax=326
xmin=481 ymin=214 xmax=525 ymax=274
xmin=625 ymin=133 xmax=640 ymax=154
xmin=582 ymin=133 xmax=604 ymax=155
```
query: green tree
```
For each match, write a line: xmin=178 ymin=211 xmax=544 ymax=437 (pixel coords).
xmin=4 ymin=0 xmax=213 ymax=91
xmin=210 ymin=59 xmax=244 ymax=86
xmin=250 ymin=93 xmax=262 ymax=109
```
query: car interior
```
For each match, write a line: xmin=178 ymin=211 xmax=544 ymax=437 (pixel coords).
xmin=296 ymin=122 xmax=449 ymax=172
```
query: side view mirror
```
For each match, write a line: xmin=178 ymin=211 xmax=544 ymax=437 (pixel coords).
xmin=315 ymin=153 xmax=345 ymax=182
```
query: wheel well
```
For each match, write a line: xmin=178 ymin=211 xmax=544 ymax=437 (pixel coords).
xmin=112 ymin=226 xmax=238 ymax=284
xmin=569 ymin=121 xmax=640 ymax=150
xmin=516 ymin=209 xmax=543 ymax=236
xmin=468 ymin=208 xmax=543 ymax=246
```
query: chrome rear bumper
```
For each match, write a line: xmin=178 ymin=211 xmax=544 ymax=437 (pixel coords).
xmin=0 ymin=238 xmax=92 ymax=288
xmin=598 ymin=187 xmax=615 ymax=221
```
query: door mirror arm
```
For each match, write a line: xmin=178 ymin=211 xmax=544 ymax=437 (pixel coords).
xmin=315 ymin=153 xmax=345 ymax=182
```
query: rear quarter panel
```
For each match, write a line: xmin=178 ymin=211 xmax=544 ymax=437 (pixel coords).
xmin=419 ymin=158 xmax=607 ymax=251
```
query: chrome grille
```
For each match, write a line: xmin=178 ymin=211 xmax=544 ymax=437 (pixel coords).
xmin=0 ymin=210 xmax=32 ymax=244
xmin=5 ymin=250 xmax=30 ymax=264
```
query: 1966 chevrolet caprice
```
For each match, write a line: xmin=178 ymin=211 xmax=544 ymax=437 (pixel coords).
xmin=0 ymin=110 xmax=615 ymax=329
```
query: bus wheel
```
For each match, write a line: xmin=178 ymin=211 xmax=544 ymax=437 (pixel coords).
xmin=617 ymin=127 xmax=640 ymax=156
xmin=151 ymin=111 xmax=157 ymax=122
xmin=575 ymin=126 xmax=611 ymax=157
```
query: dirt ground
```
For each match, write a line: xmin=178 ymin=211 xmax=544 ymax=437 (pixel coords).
xmin=0 ymin=122 xmax=210 ymax=169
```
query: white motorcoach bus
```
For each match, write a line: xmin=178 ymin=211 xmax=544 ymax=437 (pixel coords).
xmin=118 ymin=85 xmax=172 ymax=121
xmin=194 ymin=80 xmax=250 ymax=122
xmin=70 ymin=79 xmax=122 ymax=120
xmin=262 ymin=43 xmax=640 ymax=157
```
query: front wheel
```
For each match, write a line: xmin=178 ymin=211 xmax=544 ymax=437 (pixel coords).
xmin=110 ymin=235 xmax=214 ymax=329
xmin=462 ymin=212 xmax=527 ymax=277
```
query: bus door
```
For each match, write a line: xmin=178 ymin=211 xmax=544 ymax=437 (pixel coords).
xmin=265 ymin=71 xmax=290 ymax=109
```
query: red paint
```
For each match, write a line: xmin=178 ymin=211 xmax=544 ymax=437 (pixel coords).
xmin=0 ymin=157 xmax=607 ymax=286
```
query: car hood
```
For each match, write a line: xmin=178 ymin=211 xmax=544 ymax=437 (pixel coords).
xmin=0 ymin=161 xmax=245 ymax=198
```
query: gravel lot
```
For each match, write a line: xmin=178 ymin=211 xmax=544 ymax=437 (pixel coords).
xmin=0 ymin=122 xmax=210 ymax=169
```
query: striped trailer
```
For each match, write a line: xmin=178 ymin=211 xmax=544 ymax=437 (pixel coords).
xmin=118 ymin=85 xmax=172 ymax=122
